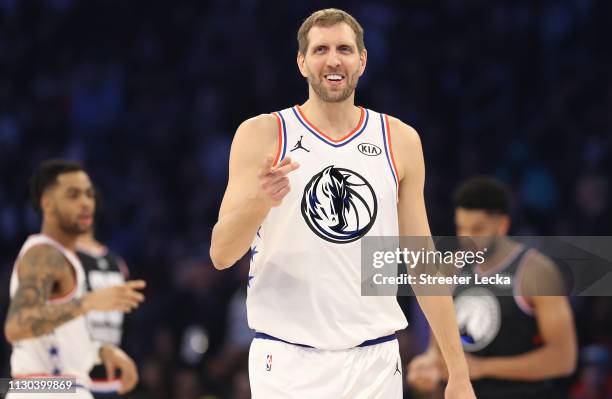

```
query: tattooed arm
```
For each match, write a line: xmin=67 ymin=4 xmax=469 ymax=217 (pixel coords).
xmin=4 ymin=245 xmax=146 ymax=343
xmin=4 ymin=245 xmax=86 ymax=342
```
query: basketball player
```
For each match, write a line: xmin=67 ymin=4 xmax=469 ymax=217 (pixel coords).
xmin=210 ymin=9 xmax=475 ymax=398
xmin=3 ymin=160 xmax=145 ymax=399
xmin=77 ymin=208 xmax=130 ymax=398
xmin=407 ymin=177 xmax=577 ymax=398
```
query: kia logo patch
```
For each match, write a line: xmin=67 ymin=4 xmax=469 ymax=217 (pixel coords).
xmin=357 ymin=143 xmax=382 ymax=156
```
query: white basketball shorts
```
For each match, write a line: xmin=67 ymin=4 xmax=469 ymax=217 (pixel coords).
xmin=249 ymin=334 xmax=403 ymax=398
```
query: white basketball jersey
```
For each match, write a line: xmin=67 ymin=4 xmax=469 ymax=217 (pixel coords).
xmin=247 ymin=106 xmax=408 ymax=350
xmin=9 ymin=234 xmax=98 ymax=387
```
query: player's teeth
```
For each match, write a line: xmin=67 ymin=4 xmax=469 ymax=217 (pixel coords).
xmin=326 ymin=74 xmax=342 ymax=81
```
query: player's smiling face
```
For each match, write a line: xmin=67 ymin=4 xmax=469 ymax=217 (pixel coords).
xmin=298 ymin=23 xmax=367 ymax=103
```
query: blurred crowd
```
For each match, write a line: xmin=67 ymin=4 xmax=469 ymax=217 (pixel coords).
xmin=0 ymin=0 xmax=611 ymax=398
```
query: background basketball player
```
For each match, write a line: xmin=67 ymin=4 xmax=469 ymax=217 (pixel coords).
xmin=210 ymin=8 xmax=475 ymax=399
xmin=76 ymin=191 xmax=131 ymax=398
xmin=407 ymin=177 xmax=577 ymax=399
xmin=4 ymin=160 xmax=145 ymax=399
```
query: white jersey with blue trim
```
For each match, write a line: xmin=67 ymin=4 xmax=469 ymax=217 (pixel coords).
xmin=247 ymin=105 xmax=408 ymax=350
xmin=9 ymin=234 xmax=98 ymax=387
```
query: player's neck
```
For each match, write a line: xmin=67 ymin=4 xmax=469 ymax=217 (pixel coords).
xmin=76 ymin=233 xmax=104 ymax=254
xmin=477 ymin=237 xmax=517 ymax=272
xmin=41 ymin=221 xmax=78 ymax=250
xmin=300 ymin=96 xmax=361 ymax=140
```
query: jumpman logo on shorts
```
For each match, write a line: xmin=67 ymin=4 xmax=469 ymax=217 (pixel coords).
xmin=394 ymin=359 xmax=401 ymax=375
xmin=290 ymin=136 xmax=310 ymax=152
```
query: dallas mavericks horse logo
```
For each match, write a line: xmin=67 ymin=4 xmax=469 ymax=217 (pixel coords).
xmin=301 ymin=166 xmax=377 ymax=244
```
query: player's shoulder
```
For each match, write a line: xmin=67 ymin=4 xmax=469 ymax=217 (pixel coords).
xmin=521 ymin=247 xmax=566 ymax=296
xmin=21 ymin=243 xmax=64 ymax=262
xmin=384 ymin=114 xmax=421 ymax=149
xmin=236 ymin=113 xmax=278 ymax=136
xmin=381 ymin=114 xmax=423 ymax=179
xmin=522 ymin=248 xmax=561 ymax=282
xmin=18 ymin=243 xmax=68 ymax=276
xmin=523 ymin=248 xmax=557 ymax=272
xmin=230 ymin=113 xmax=282 ymax=163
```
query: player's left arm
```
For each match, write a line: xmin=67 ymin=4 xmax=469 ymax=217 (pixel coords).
xmin=390 ymin=116 xmax=474 ymax=398
xmin=468 ymin=253 xmax=577 ymax=380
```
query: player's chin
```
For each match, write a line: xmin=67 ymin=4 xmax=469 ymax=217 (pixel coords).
xmin=325 ymin=92 xmax=352 ymax=103
xmin=74 ymin=222 xmax=92 ymax=234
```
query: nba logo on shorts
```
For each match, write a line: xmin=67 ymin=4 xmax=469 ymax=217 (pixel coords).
xmin=266 ymin=354 xmax=273 ymax=371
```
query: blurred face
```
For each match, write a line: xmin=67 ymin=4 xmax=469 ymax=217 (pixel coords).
xmin=455 ymin=208 xmax=510 ymax=251
xmin=298 ymin=23 xmax=366 ymax=103
xmin=42 ymin=171 xmax=95 ymax=235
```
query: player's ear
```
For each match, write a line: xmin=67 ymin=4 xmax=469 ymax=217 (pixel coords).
xmin=297 ymin=51 xmax=308 ymax=78
xmin=498 ymin=215 xmax=511 ymax=235
xmin=40 ymin=193 xmax=52 ymax=214
xmin=359 ymin=48 xmax=367 ymax=76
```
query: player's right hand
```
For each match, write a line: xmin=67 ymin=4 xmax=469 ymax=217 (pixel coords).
xmin=100 ymin=344 xmax=139 ymax=394
xmin=257 ymin=155 xmax=299 ymax=207
xmin=407 ymin=353 xmax=442 ymax=392
xmin=444 ymin=375 xmax=477 ymax=399
xmin=82 ymin=280 xmax=146 ymax=313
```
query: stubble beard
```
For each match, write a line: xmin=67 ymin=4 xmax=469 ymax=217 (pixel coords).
xmin=308 ymin=69 xmax=360 ymax=103
xmin=54 ymin=207 xmax=88 ymax=236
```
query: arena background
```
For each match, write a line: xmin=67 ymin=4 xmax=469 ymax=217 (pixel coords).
xmin=0 ymin=1 xmax=611 ymax=398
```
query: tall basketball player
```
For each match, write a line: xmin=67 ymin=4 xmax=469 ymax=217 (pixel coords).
xmin=4 ymin=160 xmax=145 ymax=399
xmin=407 ymin=177 xmax=577 ymax=399
xmin=77 ymin=212 xmax=130 ymax=398
xmin=210 ymin=9 xmax=475 ymax=398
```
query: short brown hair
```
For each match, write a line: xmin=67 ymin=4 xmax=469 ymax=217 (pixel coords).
xmin=297 ymin=8 xmax=365 ymax=55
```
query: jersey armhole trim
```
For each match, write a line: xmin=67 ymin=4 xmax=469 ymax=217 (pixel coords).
xmin=48 ymin=284 xmax=78 ymax=304
xmin=381 ymin=114 xmax=399 ymax=197
xmin=272 ymin=112 xmax=287 ymax=166
xmin=117 ymin=256 xmax=130 ymax=279
xmin=513 ymin=248 xmax=536 ymax=316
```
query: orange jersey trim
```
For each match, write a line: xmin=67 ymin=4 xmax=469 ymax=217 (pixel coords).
xmin=295 ymin=105 xmax=365 ymax=143
xmin=384 ymin=114 xmax=399 ymax=185
xmin=13 ymin=373 xmax=77 ymax=378
xmin=48 ymin=282 xmax=78 ymax=304
xmin=272 ymin=112 xmax=283 ymax=166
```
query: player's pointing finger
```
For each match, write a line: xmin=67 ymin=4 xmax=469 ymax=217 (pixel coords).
xmin=273 ymin=156 xmax=292 ymax=169
xmin=259 ymin=155 xmax=276 ymax=176
xmin=272 ymin=161 xmax=300 ymax=176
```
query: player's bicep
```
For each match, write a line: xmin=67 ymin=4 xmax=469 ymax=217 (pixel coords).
xmin=218 ymin=158 xmax=258 ymax=218
xmin=218 ymin=115 xmax=278 ymax=218
xmin=524 ymin=253 xmax=576 ymax=365
xmin=393 ymin=120 xmax=430 ymax=237
xmin=8 ymin=246 xmax=67 ymax=316
xmin=397 ymin=140 xmax=425 ymax=214
xmin=532 ymin=295 xmax=576 ymax=349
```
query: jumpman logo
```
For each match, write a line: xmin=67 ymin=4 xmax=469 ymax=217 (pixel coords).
xmin=291 ymin=135 xmax=310 ymax=152
xmin=394 ymin=359 xmax=401 ymax=376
